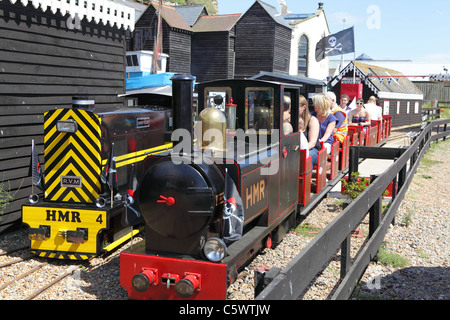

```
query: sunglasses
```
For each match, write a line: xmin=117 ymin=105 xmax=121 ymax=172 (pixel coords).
xmin=357 ymin=102 xmax=364 ymax=105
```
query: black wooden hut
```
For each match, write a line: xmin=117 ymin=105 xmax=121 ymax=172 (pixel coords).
xmin=191 ymin=14 xmax=241 ymax=83
xmin=330 ymin=61 xmax=424 ymax=127
xmin=132 ymin=1 xmax=193 ymax=74
xmin=234 ymin=0 xmax=292 ymax=79
xmin=0 ymin=0 xmax=128 ymax=233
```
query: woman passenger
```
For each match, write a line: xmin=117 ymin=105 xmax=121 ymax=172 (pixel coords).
xmin=311 ymin=93 xmax=338 ymax=155
xmin=348 ymin=98 xmax=371 ymax=129
xmin=299 ymin=95 xmax=320 ymax=165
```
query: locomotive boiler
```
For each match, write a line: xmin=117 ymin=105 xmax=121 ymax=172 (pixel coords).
xmin=22 ymin=96 xmax=173 ymax=260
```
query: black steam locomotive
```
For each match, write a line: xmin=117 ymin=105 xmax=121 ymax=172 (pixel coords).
xmin=120 ymin=75 xmax=310 ymax=299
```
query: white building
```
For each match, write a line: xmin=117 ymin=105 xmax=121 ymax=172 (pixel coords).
xmin=283 ymin=2 xmax=330 ymax=81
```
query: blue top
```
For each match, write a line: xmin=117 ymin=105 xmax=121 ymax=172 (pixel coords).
xmin=312 ymin=112 xmax=338 ymax=145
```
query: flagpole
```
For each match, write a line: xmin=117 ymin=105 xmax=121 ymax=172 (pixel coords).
xmin=31 ymin=139 xmax=35 ymax=196
xmin=352 ymin=25 xmax=356 ymax=84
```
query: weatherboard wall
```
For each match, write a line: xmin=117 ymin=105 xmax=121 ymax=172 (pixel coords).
xmin=0 ymin=0 xmax=127 ymax=233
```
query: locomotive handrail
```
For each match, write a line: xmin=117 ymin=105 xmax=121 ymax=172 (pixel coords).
xmin=237 ymin=142 xmax=280 ymax=160
xmin=255 ymin=118 xmax=450 ymax=300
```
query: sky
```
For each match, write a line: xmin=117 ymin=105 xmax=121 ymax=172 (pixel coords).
xmin=217 ymin=0 xmax=450 ymax=67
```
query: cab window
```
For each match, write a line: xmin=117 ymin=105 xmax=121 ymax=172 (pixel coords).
xmin=245 ymin=88 xmax=274 ymax=133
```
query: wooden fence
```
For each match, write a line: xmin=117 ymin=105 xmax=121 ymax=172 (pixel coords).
xmin=255 ymin=118 xmax=450 ymax=300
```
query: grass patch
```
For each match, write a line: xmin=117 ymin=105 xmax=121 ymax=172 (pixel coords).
xmin=417 ymin=251 xmax=430 ymax=259
xmin=376 ymin=243 xmax=409 ymax=268
xmin=293 ymin=224 xmax=322 ymax=238
xmin=400 ymin=209 xmax=414 ymax=227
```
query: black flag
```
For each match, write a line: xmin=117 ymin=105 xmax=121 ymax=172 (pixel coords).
xmin=28 ymin=139 xmax=43 ymax=190
xmin=101 ymin=143 xmax=118 ymax=194
xmin=121 ymin=164 xmax=143 ymax=227
xmin=315 ymin=26 xmax=355 ymax=62
xmin=222 ymin=170 xmax=244 ymax=244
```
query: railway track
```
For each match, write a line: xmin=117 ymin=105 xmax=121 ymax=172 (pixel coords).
xmin=0 ymin=232 xmax=142 ymax=300
xmin=0 ymin=245 xmax=81 ymax=300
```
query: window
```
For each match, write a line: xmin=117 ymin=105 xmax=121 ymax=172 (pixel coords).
xmin=245 ymin=88 xmax=274 ymax=133
xmin=126 ymin=55 xmax=139 ymax=67
xmin=414 ymin=101 xmax=420 ymax=114
xmin=407 ymin=101 xmax=410 ymax=114
xmin=298 ymin=35 xmax=308 ymax=77
xmin=383 ymin=101 xmax=390 ymax=116
xmin=396 ymin=101 xmax=400 ymax=115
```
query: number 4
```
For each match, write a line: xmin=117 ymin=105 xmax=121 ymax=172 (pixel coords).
xmin=96 ymin=214 xmax=103 ymax=224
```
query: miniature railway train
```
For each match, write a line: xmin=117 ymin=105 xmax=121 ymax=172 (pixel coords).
xmin=20 ymin=73 xmax=392 ymax=295
xmin=119 ymin=75 xmax=393 ymax=300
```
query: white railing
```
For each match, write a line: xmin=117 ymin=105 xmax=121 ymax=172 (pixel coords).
xmin=9 ymin=0 xmax=136 ymax=30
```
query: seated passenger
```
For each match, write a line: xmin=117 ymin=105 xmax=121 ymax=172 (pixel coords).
xmin=311 ymin=93 xmax=338 ymax=155
xmin=348 ymin=98 xmax=371 ymax=130
xmin=283 ymin=96 xmax=293 ymax=135
xmin=326 ymin=91 xmax=348 ymax=146
xmin=299 ymin=95 xmax=320 ymax=165
xmin=364 ymin=96 xmax=382 ymax=121
xmin=299 ymin=118 xmax=309 ymax=158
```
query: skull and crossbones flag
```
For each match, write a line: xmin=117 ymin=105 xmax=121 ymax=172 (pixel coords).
xmin=222 ymin=170 xmax=244 ymax=244
xmin=315 ymin=26 xmax=355 ymax=62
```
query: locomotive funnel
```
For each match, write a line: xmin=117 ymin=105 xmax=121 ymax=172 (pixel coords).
xmin=171 ymin=74 xmax=195 ymax=151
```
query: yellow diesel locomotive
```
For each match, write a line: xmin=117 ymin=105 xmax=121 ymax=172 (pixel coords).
xmin=22 ymin=97 xmax=172 ymax=260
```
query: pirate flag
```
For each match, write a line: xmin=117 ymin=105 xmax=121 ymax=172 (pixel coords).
xmin=28 ymin=139 xmax=43 ymax=191
xmin=222 ymin=170 xmax=244 ymax=244
xmin=315 ymin=26 xmax=355 ymax=62
xmin=121 ymin=164 xmax=143 ymax=227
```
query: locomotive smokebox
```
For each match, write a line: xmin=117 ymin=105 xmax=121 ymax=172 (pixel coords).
xmin=171 ymin=74 xmax=195 ymax=150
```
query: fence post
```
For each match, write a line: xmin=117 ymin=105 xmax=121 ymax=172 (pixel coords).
xmin=348 ymin=147 xmax=359 ymax=182
xmin=369 ymin=175 xmax=382 ymax=238
xmin=340 ymin=235 xmax=351 ymax=280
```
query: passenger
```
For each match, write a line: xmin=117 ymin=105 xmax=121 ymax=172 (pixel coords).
xmin=340 ymin=94 xmax=353 ymax=113
xmin=364 ymin=96 xmax=382 ymax=121
xmin=311 ymin=93 xmax=338 ymax=155
xmin=283 ymin=96 xmax=293 ymax=135
xmin=299 ymin=95 xmax=320 ymax=165
xmin=298 ymin=118 xmax=309 ymax=158
xmin=348 ymin=98 xmax=371 ymax=129
xmin=326 ymin=92 xmax=348 ymax=146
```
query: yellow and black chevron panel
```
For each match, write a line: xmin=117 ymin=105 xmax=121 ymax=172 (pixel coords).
xmin=44 ymin=108 xmax=102 ymax=203
xmin=31 ymin=250 xmax=95 ymax=261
